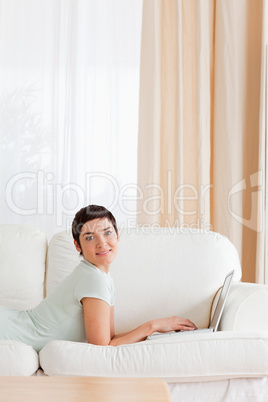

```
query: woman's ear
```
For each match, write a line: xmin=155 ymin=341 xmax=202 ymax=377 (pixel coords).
xmin=74 ymin=240 xmax=82 ymax=253
xmin=116 ymin=231 xmax=120 ymax=242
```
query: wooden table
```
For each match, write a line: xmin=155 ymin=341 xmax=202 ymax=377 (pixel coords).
xmin=0 ymin=376 xmax=172 ymax=402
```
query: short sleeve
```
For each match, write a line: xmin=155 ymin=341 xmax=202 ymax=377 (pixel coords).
xmin=74 ymin=270 xmax=113 ymax=306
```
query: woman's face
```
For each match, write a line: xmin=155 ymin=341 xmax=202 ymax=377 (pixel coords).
xmin=74 ymin=217 xmax=119 ymax=273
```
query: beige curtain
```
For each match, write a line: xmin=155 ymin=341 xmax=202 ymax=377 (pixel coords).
xmin=137 ymin=0 xmax=268 ymax=283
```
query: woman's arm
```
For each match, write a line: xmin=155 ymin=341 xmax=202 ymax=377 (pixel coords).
xmin=110 ymin=316 xmax=197 ymax=346
xmin=82 ymin=297 xmax=197 ymax=347
xmin=82 ymin=297 xmax=112 ymax=345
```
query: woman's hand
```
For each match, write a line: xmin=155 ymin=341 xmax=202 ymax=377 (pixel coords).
xmin=151 ymin=316 xmax=197 ymax=333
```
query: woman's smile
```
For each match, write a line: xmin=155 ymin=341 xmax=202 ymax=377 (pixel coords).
xmin=96 ymin=249 xmax=111 ymax=256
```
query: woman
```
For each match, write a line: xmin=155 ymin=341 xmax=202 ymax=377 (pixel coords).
xmin=0 ymin=205 xmax=196 ymax=351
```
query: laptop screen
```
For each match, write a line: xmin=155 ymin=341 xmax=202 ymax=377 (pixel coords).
xmin=209 ymin=270 xmax=234 ymax=331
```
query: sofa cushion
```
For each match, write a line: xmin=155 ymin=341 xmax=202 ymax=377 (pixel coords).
xmin=0 ymin=340 xmax=39 ymax=376
xmin=45 ymin=231 xmax=80 ymax=296
xmin=0 ymin=225 xmax=47 ymax=309
xmin=39 ymin=331 xmax=268 ymax=382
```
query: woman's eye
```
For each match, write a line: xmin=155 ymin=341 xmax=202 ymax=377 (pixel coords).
xmin=105 ymin=230 xmax=112 ymax=235
xmin=86 ymin=236 xmax=94 ymax=241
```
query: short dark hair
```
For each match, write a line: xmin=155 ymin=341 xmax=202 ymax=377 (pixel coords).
xmin=72 ymin=205 xmax=118 ymax=249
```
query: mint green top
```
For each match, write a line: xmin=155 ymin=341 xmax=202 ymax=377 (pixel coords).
xmin=0 ymin=259 xmax=115 ymax=352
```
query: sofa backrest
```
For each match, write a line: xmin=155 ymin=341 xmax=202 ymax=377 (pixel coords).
xmin=0 ymin=224 xmax=47 ymax=310
xmin=46 ymin=228 xmax=241 ymax=333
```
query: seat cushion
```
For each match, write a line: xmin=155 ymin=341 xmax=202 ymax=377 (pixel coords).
xmin=39 ymin=331 xmax=268 ymax=382
xmin=0 ymin=340 xmax=39 ymax=376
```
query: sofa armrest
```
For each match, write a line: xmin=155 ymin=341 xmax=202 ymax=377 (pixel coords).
xmin=217 ymin=282 xmax=268 ymax=331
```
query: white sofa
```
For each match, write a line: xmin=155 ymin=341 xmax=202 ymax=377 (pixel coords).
xmin=1 ymin=224 xmax=268 ymax=401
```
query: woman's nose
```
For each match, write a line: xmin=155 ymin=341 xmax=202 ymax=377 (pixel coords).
xmin=97 ymin=236 xmax=107 ymax=247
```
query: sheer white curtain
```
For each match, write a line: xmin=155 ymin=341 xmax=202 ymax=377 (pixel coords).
xmin=0 ymin=0 xmax=142 ymax=239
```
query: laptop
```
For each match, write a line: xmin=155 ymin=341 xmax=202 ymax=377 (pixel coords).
xmin=147 ymin=269 xmax=234 ymax=340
